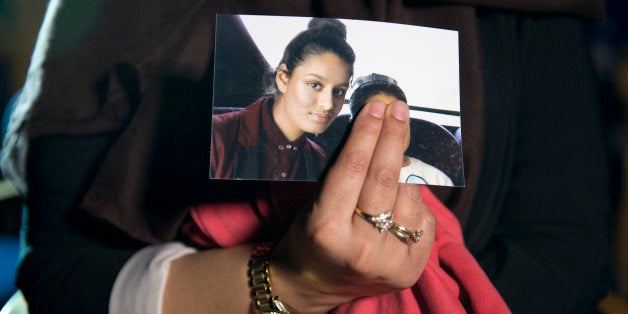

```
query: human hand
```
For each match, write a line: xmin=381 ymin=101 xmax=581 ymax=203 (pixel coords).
xmin=271 ymin=100 xmax=436 ymax=313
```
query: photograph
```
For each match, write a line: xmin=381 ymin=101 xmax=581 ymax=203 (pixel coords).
xmin=210 ymin=14 xmax=464 ymax=186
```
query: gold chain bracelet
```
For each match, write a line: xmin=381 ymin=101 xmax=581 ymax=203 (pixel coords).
xmin=248 ymin=243 xmax=291 ymax=314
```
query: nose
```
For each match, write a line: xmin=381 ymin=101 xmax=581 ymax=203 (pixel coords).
xmin=318 ymin=90 xmax=334 ymax=111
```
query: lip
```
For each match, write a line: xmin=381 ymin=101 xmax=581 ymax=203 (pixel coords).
xmin=310 ymin=112 xmax=330 ymax=123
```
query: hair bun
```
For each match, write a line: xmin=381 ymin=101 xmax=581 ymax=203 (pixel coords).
xmin=307 ymin=18 xmax=347 ymax=39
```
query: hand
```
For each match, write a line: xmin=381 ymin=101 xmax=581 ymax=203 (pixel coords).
xmin=272 ymin=100 xmax=436 ymax=313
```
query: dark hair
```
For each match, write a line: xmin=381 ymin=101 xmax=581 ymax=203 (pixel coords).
xmin=349 ymin=73 xmax=407 ymax=118
xmin=263 ymin=18 xmax=356 ymax=97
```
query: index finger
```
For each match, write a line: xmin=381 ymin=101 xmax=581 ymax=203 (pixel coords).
xmin=315 ymin=100 xmax=387 ymax=220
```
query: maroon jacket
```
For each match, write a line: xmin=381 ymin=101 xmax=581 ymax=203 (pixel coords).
xmin=211 ymin=97 xmax=327 ymax=180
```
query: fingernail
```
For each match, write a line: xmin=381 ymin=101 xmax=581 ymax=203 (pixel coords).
xmin=391 ymin=102 xmax=408 ymax=121
xmin=369 ymin=101 xmax=385 ymax=118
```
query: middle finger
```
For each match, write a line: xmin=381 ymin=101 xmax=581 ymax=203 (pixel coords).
xmin=356 ymin=100 xmax=410 ymax=227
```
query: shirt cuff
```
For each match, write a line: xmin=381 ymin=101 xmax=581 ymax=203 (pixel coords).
xmin=109 ymin=242 xmax=197 ymax=314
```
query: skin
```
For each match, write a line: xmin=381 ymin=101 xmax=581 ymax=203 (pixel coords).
xmin=273 ymin=52 xmax=351 ymax=142
xmin=364 ymin=93 xmax=412 ymax=151
xmin=163 ymin=99 xmax=436 ymax=314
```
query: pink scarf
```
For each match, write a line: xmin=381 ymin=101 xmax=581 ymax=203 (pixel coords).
xmin=184 ymin=185 xmax=511 ymax=313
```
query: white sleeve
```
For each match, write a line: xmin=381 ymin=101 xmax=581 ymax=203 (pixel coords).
xmin=109 ymin=242 xmax=198 ymax=314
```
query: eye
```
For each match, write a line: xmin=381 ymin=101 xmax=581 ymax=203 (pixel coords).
xmin=333 ymin=88 xmax=347 ymax=96
xmin=308 ymin=82 xmax=322 ymax=89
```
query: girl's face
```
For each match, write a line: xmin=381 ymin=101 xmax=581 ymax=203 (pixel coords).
xmin=274 ymin=52 xmax=351 ymax=141
xmin=365 ymin=93 xmax=411 ymax=151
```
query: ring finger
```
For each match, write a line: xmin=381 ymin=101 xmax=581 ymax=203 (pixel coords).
xmin=387 ymin=184 xmax=424 ymax=246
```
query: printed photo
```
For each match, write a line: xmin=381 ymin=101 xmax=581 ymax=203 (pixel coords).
xmin=210 ymin=14 xmax=464 ymax=186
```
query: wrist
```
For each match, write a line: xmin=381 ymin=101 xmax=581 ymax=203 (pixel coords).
xmin=268 ymin=244 xmax=352 ymax=314
xmin=248 ymin=243 xmax=295 ymax=314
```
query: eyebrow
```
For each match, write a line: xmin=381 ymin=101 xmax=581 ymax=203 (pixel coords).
xmin=306 ymin=73 xmax=350 ymax=88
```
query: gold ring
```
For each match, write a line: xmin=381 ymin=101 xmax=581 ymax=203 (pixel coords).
xmin=354 ymin=207 xmax=394 ymax=233
xmin=389 ymin=223 xmax=423 ymax=244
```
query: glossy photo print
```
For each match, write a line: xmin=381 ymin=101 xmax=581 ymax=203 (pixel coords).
xmin=210 ymin=14 xmax=464 ymax=186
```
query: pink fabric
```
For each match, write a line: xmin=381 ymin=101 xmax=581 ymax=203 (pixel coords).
xmin=185 ymin=185 xmax=511 ymax=313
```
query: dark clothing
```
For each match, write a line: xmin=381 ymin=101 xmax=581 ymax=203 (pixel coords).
xmin=467 ymin=13 xmax=612 ymax=313
xmin=211 ymin=97 xmax=327 ymax=180
xmin=2 ymin=1 xmax=613 ymax=313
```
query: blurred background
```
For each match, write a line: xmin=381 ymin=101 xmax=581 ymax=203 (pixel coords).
xmin=0 ymin=0 xmax=48 ymax=308
xmin=0 ymin=0 xmax=626 ymax=311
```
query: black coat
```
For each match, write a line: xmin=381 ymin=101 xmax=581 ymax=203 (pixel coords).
xmin=5 ymin=1 xmax=612 ymax=313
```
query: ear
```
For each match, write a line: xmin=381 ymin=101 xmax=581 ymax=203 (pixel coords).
xmin=275 ymin=64 xmax=289 ymax=93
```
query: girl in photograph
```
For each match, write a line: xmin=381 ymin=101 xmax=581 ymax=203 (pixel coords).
xmin=210 ymin=18 xmax=355 ymax=181
xmin=349 ymin=73 xmax=454 ymax=186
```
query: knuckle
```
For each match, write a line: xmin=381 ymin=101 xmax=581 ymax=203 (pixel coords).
xmin=371 ymin=166 xmax=398 ymax=189
xmin=390 ymin=260 xmax=421 ymax=290
xmin=309 ymin=228 xmax=329 ymax=249
xmin=383 ymin=120 xmax=408 ymax=141
xmin=340 ymin=152 xmax=369 ymax=178
xmin=308 ymin=216 xmax=337 ymax=245
xmin=396 ymin=273 xmax=420 ymax=290
xmin=398 ymin=184 xmax=422 ymax=204
xmin=345 ymin=243 xmax=376 ymax=276
xmin=357 ymin=119 xmax=383 ymax=136
xmin=421 ymin=209 xmax=437 ymax=233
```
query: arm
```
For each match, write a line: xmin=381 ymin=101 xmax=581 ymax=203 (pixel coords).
xmin=17 ymin=134 xmax=137 ymax=313
xmin=11 ymin=1 xmax=214 ymax=310
xmin=163 ymin=100 xmax=437 ymax=314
